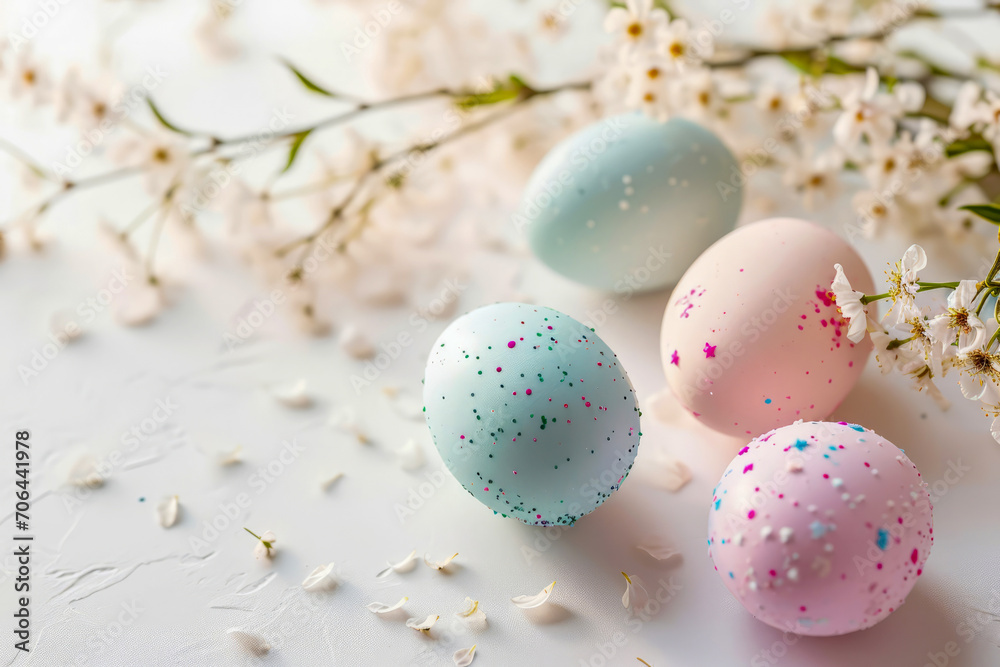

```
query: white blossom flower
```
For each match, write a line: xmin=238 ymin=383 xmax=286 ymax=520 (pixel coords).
xmin=4 ymin=50 xmax=52 ymax=106
xmin=622 ymin=57 xmax=675 ymax=121
xmin=831 ymin=264 xmax=869 ymax=343
xmin=108 ymin=131 xmax=191 ymax=195
xmin=929 ymin=280 xmax=986 ymax=354
xmin=657 ymin=18 xmax=708 ymax=70
xmin=833 ymin=68 xmax=924 ymax=154
xmin=884 ymin=244 xmax=927 ymax=325
xmin=782 ymin=148 xmax=843 ymax=210
xmin=604 ymin=0 xmax=668 ymax=59
xmin=245 ymin=528 xmax=276 ymax=559
xmin=791 ymin=0 xmax=854 ymax=41
xmin=955 ymin=349 xmax=1000 ymax=401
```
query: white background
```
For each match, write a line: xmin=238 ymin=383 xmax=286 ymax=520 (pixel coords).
xmin=1 ymin=1 xmax=1000 ymax=665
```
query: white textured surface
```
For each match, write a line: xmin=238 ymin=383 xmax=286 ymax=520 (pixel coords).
xmin=2 ymin=1 xmax=1000 ymax=666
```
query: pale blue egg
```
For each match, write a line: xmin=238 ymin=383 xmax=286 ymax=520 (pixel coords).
xmin=519 ymin=113 xmax=741 ymax=291
xmin=423 ymin=302 xmax=641 ymax=526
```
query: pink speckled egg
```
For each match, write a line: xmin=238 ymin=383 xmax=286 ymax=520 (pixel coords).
xmin=708 ymin=421 xmax=933 ymax=636
xmin=660 ymin=217 xmax=874 ymax=437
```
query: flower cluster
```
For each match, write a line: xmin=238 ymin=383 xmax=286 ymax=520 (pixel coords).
xmin=832 ymin=213 xmax=1000 ymax=442
xmin=602 ymin=0 xmax=1000 ymax=243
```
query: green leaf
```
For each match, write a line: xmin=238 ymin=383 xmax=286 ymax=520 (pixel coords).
xmin=282 ymin=130 xmax=312 ymax=173
xmin=779 ymin=51 xmax=863 ymax=77
xmin=455 ymin=76 xmax=529 ymax=110
xmin=147 ymin=99 xmax=192 ymax=135
xmin=959 ymin=204 xmax=1000 ymax=225
xmin=946 ymin=136 xmax=994 ymax=158
xmin=282 ymin=60 xmax=335 ymax=97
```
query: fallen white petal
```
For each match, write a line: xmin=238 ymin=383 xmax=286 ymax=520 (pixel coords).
xmin=302 ymin=563 xmax=337 ymax=591
xmin=320 ymin=472 xmax=344 ymax=490
xmin=114 ymin=282 xmax=163 ymax=326
xmin=621 ymin=572 xmax=649 ymax=610
xmin=376 ymin=549 xmax=418 ymax=578
xmin=367 ymin=596 xmax=408 ymax=614
xmin=226 ymin=628 xmax=270 ymax=656
xmin=635 ymin=539 xmax=680 ymax=561
xmin=511 ymin=581 xmax=555 ymax=609
xmin=453 ymin=645 xmax=477 ymax=666
xmin=406 ymin=614 xmax=439 ymax=632
xmin=157 ymin=495 xmax=179 ymax=528
xmin=49 ymin=310 xmax=84 ymax=342
xmin=217 ymin=444 xmax=243 ymax=466
xmin=339 ymin=324 xmax=375 ymax=359
xmin=424 ymin=552 xmax=458 ymax=570
xmin=270 ymin=379 xmax=311 ymax=409
xmin=328 ymin=406 xmax=369 ymax=444
xmin=396 ymin=439 xmax=426 ymax=471
xmin=658 ymin=458 xmax=692 ymax=492
xmin=455 ymin=597 xmax=481 ymax=618
xmin=67 ymin=455 xmax=105 ymax=488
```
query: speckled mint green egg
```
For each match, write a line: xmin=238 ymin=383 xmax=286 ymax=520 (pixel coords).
xmin=423 ymin=302 xmax=641 ymax=526
xmin=520 ymin=113 xmax=741 ymax=292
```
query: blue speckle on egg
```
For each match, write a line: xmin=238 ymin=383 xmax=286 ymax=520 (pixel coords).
xmin=423 ymin=303 xmax=641 ymax=526
xmin=517 ymin=112 xmax=741 ymax=292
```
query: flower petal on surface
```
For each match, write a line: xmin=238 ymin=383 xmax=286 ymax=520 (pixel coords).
xmin=157 ymin=495 xmax=179 ymax=528
xmin=302 ymin=563 xmax=338 ymax=592
xmin=511 ymin=581 xmax=555 ymax=609
xmin=376 ymin=549 xmax=418 ymax=578
xmin=226 ymin=628 xmax=270 ymax=656
xmin=424 ymin=552 xmax=458 ymax=570
xmin=367 ymin=597 xmax=408 ymax=614
xmin=453 ymin=645 xmax=477 ymax=666
xmin=406 ymin=614 xmax=439 ymax=632
xmin=270 ymin=379 xmax=311 ymax=409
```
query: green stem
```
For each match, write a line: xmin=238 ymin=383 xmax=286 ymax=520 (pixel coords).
xmin=916 ymin=282 xmax=961 ymax=291
xmin=887 ymin=336 xmax=917 ymax=350
xmin=861 ymin=292 xmax=892 ymax=305
xmin=243 ymin=527 xmax=261 ymax=540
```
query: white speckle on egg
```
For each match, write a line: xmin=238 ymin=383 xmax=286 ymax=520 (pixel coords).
xmin=586 ymin=220 xmax=596 ymax=229
xmin=619 ymin=200 xmax=629 ymax=211
xmin=622 ymin=175 xmax=632 ymax=184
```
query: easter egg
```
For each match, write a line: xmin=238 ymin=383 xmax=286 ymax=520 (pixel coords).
xmin=660 ymin=217 xmax=874 ymax=438
xmin=708 ymin=421 xmax=933 ymax=636
xmin=423 ymin=302 xmax=641 ymax=526
xmin=519 ymin=112 xmax=741 ymax=292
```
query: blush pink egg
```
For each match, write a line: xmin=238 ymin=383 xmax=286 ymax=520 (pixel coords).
xmin=708 ymin=421 xmax=933 ymax=636
xmin=660 ymin=217 xmax=874 ymax=437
